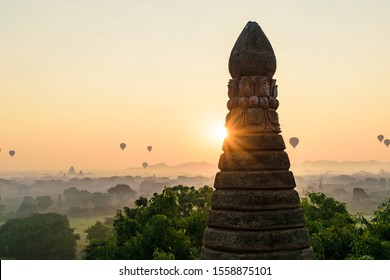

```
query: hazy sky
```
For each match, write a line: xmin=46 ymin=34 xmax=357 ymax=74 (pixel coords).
xmin=1 ymin=0 xmax=390 ymax=171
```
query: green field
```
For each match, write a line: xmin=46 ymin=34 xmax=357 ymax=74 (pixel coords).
xmin=69 ymin=215 xmax=110 ymax=260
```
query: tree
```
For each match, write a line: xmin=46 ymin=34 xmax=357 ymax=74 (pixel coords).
xmin=17 ymin=196 xmax=38 ymax=217
xmin=301 ymin=192 xmax=390 ymax=260
xmin=63 ymin=187 xmax=79 ymax=205
xmin=0 ymin=204 xmax=6 ymax=222
xmin=63 ymin=187 xmax=92 ymax=207
xmin=0 ymin=213 xmax=80 ymax=259
xmin=68 ymin=206 xmax=89 ymax=217
xmin=84 ymin=220 xmax=113 ymax=243
xmin=107 ymin=184 xmax=137 ymax=208
xmin=82 ymin=238 xmax=117 ymax=260
xmin=83 ymin=185 xmax=213 ymax=260
xmin=35 ymin=195 xmax=53 ymax=212
xmin=371 ymin=198 xmax=390 ymax=240
xmin=301 ymin=192 xmax=360 ymax=259
xmin=90 ymin=192 xmax=112 ymax=213
xmin=107 ymin=184 xmax=136 ymax=198
xmin=359 ymin=198 xmax=390 ymax=259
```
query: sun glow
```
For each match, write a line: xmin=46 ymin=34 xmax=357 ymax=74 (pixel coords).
xmin=212 ymin=126 xmax=228 ymax=142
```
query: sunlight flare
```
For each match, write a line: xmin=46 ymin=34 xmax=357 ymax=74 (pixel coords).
xmin=212 ymin=126 xmax=228 ymax=142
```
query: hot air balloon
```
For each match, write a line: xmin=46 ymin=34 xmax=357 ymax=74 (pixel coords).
xmin=120 ymin=143 xmax=126 ymax=150
xmin=378 ymin=135 xmax=384 ymax=142
xmin=147 ymin=146 xmax=152 ymax=152
xmin=9 ymin=150 xmax=15 ymax=157
xmin=384 ymin=139 xmax=390 ymax=147
xmin=142 ymin=162 xmax=148 ymax=169
xmin=289 ymin=137 xmax=299 ymax=149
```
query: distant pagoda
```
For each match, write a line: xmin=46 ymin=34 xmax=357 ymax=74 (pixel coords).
xmin=201 ymin=21 xmax=314 ymax=259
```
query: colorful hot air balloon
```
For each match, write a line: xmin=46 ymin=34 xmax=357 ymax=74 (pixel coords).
xmin=147 ymin=145 xmax=152 ymax=152
xmin=378 ymin=135 xmax=384 ymax=142
xmin=120 ymin=143 xmax=126 ymax=150
xmin=384 ymin=139 xmax=390 ymax=147
xmin=289 ymin=137 xmax=299 ymax=149
xmin=142 ymin=162 xmax=148 ymax=169
xmin=9 ymin=150 xmax=15 ymax=157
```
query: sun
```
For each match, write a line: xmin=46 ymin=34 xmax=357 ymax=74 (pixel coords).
xmin=212 ymin=126 xmax=228 ymax=142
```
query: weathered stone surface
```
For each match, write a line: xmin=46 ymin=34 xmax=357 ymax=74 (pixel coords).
xmin=211 ymin=189 xmax=301 ymax=210
xmin=218 ymin=150 xmax=290 ymax=171
xmin=225 ymin=101 xmax=281 ymax=133
xmin=222 ymin=134 xmax=286 ymax=151
xmin=225 ymin=108 xmax=245 ymax=129
xmin=203 ymin=227 xmax=311 ymax=252
xmin=245 ymin=108 xmax=265 ymax=124
xmin=201 ymin=21 xmax=313 ymax=260
xmin=207 ymin=208 xmax=305 ymax=230
xmin=214 ymin=171 xmax=296 ymax=190
xmin=225 ymin=75 xmax=281 ymax=133
xmin=229 ymin=22 xmax=276 ymax=78
xmin=201 ymin=246 xmax=313 ymax=260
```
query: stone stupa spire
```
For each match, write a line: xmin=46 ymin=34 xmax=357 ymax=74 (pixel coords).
xmin=201 ymin=21 xmax=313 ymax=259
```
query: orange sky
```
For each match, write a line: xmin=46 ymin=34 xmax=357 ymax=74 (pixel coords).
xmin=1 ymin=0 xmax=390 ymax=171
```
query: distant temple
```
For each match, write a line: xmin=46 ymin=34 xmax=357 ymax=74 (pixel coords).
xmin=68 ymin=166 xmax=76 ymax=175
xmin=201 ymin=21 xmax=313 ymax=259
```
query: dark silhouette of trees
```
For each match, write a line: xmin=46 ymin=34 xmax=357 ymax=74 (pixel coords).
xmin=0 ymin=203 xmax=5 ymax=222
xmin=90 ymin=192 xmax=112 ymax=214
xmin=107 ymin=184 xmax=136 ymax=198
xmin=63 ymin=187 xmax=91 ymax=207
xmin=0 ymin=213 xmax=79 ymax=259
xmin=62 ymin=185 xmax=137 ymax=216
xmin=107 ymin=184 xmax=137 ymax=207
xmin=35 ymin=195 xmax=53 ymax=212
xmin=17 ymin=196 xmax=38 ymax=217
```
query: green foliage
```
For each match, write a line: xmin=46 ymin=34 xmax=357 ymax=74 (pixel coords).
xmin=371 ymin=198 xmax=390 ymax=241
xmin=82 ymin=188 xmax=388 ymax=260
xmin=84 ymin=220 xmax=113 ymax=243
xmin=355 ymin=198 xmax=390 ymax=259
xmin=83 ymin=237 xmax=117 ymax=260
xmin=302 ymin=192 xmax=390 ymax=260
xmin=153 ymin=248 xmax=175 ymax=260
xmin=301 ymin=192 xmax=355 ymax=259
xmin=84 ymin=185 xmax=213 ymax=260
xmin=0 ymin=213 xmax=80 ymax=259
